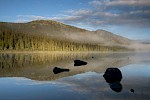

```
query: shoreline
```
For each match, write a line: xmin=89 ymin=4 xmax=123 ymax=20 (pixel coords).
xmin=0 ymin=50 xmax=141 ymax=54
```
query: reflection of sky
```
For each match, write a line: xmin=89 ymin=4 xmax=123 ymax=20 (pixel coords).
xmin=0 ymin=64 xmax=150 ymax=100
xmin=120 ymin=64 xmax=150 ymax=77
xmin=0 ymin=77 xmax=72 ymax=100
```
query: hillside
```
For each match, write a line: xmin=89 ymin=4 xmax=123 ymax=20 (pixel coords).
xmin=0 ymin=20 xmax=132 ymax=51
xmin=0 ymin=20 xmax=133 ymax=44
xmin=0 ymin=20 xmax=87 ymax=39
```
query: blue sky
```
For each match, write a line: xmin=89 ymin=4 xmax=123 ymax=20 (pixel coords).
xmin=0 ymin=0 xmax=150 ymax=40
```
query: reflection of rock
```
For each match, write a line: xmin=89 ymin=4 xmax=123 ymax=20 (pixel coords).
xmin=103 ymin=68 xmax=122 ymax=83
xmin=103 ymin=68 xmax=123 ymax=92
xmin=53 ymin=67 xmax=70 ymax=74
xmin=109 ymin=82 xmax=122 ymax=92
xmin=74 ymin=60 xmax=87 ymax=66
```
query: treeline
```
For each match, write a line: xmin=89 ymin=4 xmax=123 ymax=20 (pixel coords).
xmin=0 ymin=30 xmax=129 ymax=51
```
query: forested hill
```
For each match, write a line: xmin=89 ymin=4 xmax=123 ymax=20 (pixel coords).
xmin=0 ymin=20 xmax=132 ymax=51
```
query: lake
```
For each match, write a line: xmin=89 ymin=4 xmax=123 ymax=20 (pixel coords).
xmin=0 ymin=52 xmax=150 ymax=100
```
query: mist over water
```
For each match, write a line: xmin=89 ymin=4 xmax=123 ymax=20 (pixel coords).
xmin=128 ymin=42 xmax=150 ymax=51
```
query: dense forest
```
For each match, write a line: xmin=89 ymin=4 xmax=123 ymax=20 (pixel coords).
xmin=0 ymin=30 xmax=129 ymax=52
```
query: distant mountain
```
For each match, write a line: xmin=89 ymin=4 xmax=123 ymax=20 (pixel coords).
xmin=0 ymin=20 xmax=136 ymax=51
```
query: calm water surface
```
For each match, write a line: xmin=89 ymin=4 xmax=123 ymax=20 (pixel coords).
xmin=0 ymin=52 xmax=150 ymax=100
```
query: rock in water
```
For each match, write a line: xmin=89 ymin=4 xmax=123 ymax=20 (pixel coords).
xmin=130 ymin=89 xmax=134 ymax=93
xmin=103 ymin=68 xmax=123 ymax=93
xmin=74 ymin=60 xmax=87 ymax=66
xmin=103 ymin=68 xmax=122 ymax=83
xmin=53 ymin=67 xmax=70 ymax=74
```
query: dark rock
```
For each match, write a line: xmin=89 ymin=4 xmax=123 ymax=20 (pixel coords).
xmin=103 ymin=68 xmax=123 ymax=93
xmin=92 ymin=57 xmax=94 ymax=58
xmin=103 ymin=68 xmax=122 ymax=83
xmin=130 ymin=89 xmax=134 ymax=93
xmin=74 ymin=60 xmax=87 ymax=66
xmin=53 ymin=67 xmax=69 ymax=74
xmin=109 ymin=82 xmax=122 ymax=92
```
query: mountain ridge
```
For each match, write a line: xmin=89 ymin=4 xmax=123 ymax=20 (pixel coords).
xmin=27 ymin=20 xmax=133 ymax=46
xmin=0 ymin=20 xmax=136 ymax=51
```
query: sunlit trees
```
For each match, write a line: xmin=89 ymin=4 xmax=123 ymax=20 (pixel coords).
xmin=0 ymin=30 xmax=128 ymax=52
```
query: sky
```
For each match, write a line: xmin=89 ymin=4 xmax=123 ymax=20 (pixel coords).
xmin=0 ymin=0 xmax=150 ymax=40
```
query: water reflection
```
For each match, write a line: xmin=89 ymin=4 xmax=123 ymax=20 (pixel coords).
xmin=0 ymin=53 xmax=91 ymax=69
xmin=74 ymin=59 xmax=87 ymax=66
xmin=53 ymin=67 xmax=70 ymax=74
xmin=56 ymin=63 xmax=150 ymax=100
xmin=0 ymin=52 xmax=150 ymax=81
xmin=109 ymin=81 xmax=122 ymax=92
xmin=0 ymin=52 xmax=150 ymax=100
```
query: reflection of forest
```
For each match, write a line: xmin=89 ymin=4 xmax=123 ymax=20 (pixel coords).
xmin=0 ymin=53 xmax=91 ymax=69
xmin=0 ymin=53 xmax=144 ymax=81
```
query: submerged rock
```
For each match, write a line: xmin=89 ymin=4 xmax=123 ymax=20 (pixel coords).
xmin=103 ymin=68 xmax=122 ymax=83
xmin=53 ymin=67 xmax=70 ymax=74
xmin=74 ymin=60 xmax=87 ymax=66
xmin=130 ymin=89 xmax=134 ymax=93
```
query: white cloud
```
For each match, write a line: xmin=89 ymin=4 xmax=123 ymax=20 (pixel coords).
xmin=16 ymin=15 xmax=51 ymax=22
xmin=15 ymin=0 xmax=150 ymax=28
xmin=93 ymin=12 xmax=119 ymax=17
xmin=89 ymin=0 xmax=103 ymax=6
xmin=105 ymin=0 xmax=150 ymax=7
xmin=72 ymin=9 xmax=92 ymax=16
xmin=57 ymin=0 xmax=150 ymax=27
